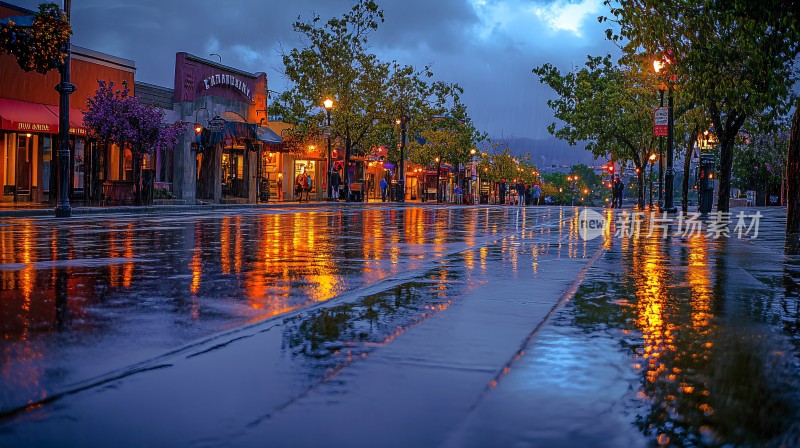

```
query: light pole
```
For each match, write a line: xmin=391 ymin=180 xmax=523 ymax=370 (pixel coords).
xmin=323 ymin=98 xmax=334 ymax=201
xmin=648 ymin=153 xmax=657 ymax=208
xmin=658 ymin=89 xmax=665 ymax=209
xmin=654 ymin=55 xmax=676 ymax=213
xmin=398 ymin=115 xmax=408 ymax=203
xmin=567 ymin=174 xmax=579 ymax=206
xmin=55 ymin=0 xmax=74 ymax=217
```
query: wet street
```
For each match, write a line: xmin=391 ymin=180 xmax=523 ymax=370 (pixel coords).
xmin=0 ymin=204 xmax=798 ymax=447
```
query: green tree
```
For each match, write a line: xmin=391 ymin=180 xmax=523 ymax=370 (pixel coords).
xmin=271 ymin=1 xmax=476 ymax=198
xmin=533 ymin=55 xmax=659 ymax=208
xmin=732 ymin=119 xmax=789 ymax=204
xmin=602 ymin=0 xmax=800 ymax=213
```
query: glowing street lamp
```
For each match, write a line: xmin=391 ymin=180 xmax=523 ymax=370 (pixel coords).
xmin=654 ymin=53 xmax=676 ymax=212
xmin=323 ymin=98 xmax=334 ymax=200
xmin=648 ymin=153 xmax=657 ymax=208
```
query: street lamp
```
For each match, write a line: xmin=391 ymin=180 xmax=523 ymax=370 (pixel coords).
xmin=323 ymin=98 xmax=334 ymax=201
xmin=654 ymin=54 xmax=676 ymax=213
xmin=648 ymin=153 xmax=657 ymax=208
xmin=55 ymin=0 xmax=75 ymax=217
xmin=397 ymin=114 xmax=408 ymax=203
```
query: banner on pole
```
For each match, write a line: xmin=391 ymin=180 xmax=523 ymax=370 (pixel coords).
xmin=654 ymin=107 xmax=668 ymax=136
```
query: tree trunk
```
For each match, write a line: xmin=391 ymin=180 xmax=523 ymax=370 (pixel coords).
xmin=717 ymin=136 xmax=735 ymax=212
xmin=133 ymin=153 xmax=142 ymax=205
xmin=682 ymin=127 xmax=697 ymax=216
xmin=637 ymin=168 xmax=644 ymax=209
xmin=436 ymin=159 xmax=442 ymax=202
xmin=787 ymin=98 xmax=800 ymax=235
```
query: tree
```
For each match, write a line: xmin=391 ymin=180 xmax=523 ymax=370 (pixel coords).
xmin=271 ymin=1 xmax=478 ymax=200
xmin=732 ymin=119 xmax=789 ymax=205
xmin=121 ymin=96 xmax=186 ymax=204
xmin=84 ymin=80 xmax=186 ymax=204
xmin=603 ymin=0 xmax=800 ymax=213
xmin=533 ymin=55 xmax=659 ymax=208
xmin=0 ymin=2 xmax=70 ymax=74
xmin=788 ymin=99 xmax=800 ymax=235
xmin=407 ymin=111 xmax=483 ymax=202
xmin=83 ymin=80 xmax=129 ymax=203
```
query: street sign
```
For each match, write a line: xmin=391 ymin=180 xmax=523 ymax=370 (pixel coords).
xmin=654 ymin=107 xmax=668 ymax=136
xmin=209 ymin=116 xmax=225 ymax=132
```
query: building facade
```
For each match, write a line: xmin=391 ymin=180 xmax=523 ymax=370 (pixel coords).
xmin=171 ymin=53 xmax=282 ymax=204
xmin=0 ymin=2 xmax=135 ymax=205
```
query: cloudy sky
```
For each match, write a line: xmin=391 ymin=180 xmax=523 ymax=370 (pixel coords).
xmin=14 ymin=0 xmax=616 ymax=141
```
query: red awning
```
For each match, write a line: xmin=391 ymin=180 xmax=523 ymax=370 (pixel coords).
xmin=44 ymin=104 xmax=87 ymax=136
xmin=0 ymin=98 xmax=86 ymax=135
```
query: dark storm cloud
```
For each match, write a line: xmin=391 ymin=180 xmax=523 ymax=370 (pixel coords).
xmin=9 ymin=0 xmax=614 ymax=139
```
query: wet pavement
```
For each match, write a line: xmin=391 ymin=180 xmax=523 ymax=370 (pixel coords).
xmin=0 ymin=204 xmax=797 ymax=447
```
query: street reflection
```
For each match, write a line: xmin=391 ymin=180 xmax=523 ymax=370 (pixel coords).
xmin=0 ymin=206 xmax=562 ymax=413
xmin=567 ymin=216 xmax=800 ymax=446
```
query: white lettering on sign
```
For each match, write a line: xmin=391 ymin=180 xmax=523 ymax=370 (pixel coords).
xmin=202 ymin=72 xmax=253 ymax=101
xmin=17 ymin=122 xmax=51 ymax=132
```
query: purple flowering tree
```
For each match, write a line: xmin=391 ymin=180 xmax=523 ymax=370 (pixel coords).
xmin=121 ymin=96 xmax=186 ymax=204
xmin=84 ymin=80 xmax=186 ymax=205
xmin=82 ymin=80 xmax=129 ymax=203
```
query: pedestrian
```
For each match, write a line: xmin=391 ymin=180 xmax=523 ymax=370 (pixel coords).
xmin=380 ymin=177 xmax=388 ymax=202
xmin=330 ymin=169 xmax=341 ymax=201
xmin=517 ymin=181 xmax=526 ymax=206
xmin=295 ymin=170 xmax=308 ymax=202
xmin=306 ymin=173 xmax=313 ymax=200
xmin=532 ymin=183 xmax=542 ymax=205
xmin=276 ymin=172 xmax=283 ymax=201
xmin=499 ymin=179 xmax=506 ymax=205
xmin=613 ymin=175 xmax=624 ymax=208
xmin=454 ymin=184 xmax=463 ymax=204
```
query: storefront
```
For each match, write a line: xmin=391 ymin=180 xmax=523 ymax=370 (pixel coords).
xmin=0 ymin=45 xmax=134 ymax=205
xmin=172 ymin=52 xmax=282 ymax=204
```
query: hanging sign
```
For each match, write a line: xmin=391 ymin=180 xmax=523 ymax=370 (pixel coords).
xmin=654 ymin=107 xmax=668 ymax=136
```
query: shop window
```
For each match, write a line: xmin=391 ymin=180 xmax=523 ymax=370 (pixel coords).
xmin=42 ymin=136 xmax=51 ymax=193
xmin=73 ymin=138 xmax=84 ymax=191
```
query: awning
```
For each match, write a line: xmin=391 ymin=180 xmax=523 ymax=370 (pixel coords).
xmin=44 ymin=105 xmax=88 ymax=136
xmin=0 ymin=98 xmax=86 ymax=135
xmin=212 ymin=120 xmax=256 ymax=144
xmin=256 ymin=125 xmax=284 ymax=150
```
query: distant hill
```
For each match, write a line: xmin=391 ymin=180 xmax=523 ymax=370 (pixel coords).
xmin=481 ymin=137 xmax=597 ymax=168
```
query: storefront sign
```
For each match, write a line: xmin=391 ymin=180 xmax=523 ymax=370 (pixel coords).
xmin=17 ymin=122 xmax=52 ymax=132
xmin=208 ymin=117 xmax=225 ymax=132
xmin=202 ymin=73 xmax=253 ymax=101
xmin=174 ymin=53 xmax=262 ymax=104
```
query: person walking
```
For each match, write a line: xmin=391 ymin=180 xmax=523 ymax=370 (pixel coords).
xmin=380 ymin=177 xmax=388 ymax=202
xmin=517 ymin=181 xmax=526 ymax=206
xmin=330 ymin=169 xmax=341 ymax=201
xmin=499 ymin=179 xmax=507 ymax=205
xmin=453 ymin=184 xmax=463 ymax=204
xmin=295 ymin=170 xmax=308 ymax=202
xmin=532 ymin=183 xmax=542 ymax=205
xmin=613 ymin=175 xmax=624 ymax=208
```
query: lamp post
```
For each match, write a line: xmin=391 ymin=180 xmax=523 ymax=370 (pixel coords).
xmin=398 ymin=115 xmax=407 ymax=203
xmin=648 ymin=153 xmax=657 ymax=208
xmin=54 ymin=0 xmax=74 ymax=217
xmin=323 ymin=98 xmax=334 ymax=201
xmin=657 ymin=89 xmax=665 ymax=209
xmin=654 ymin=55 xmax=676 ymax=213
